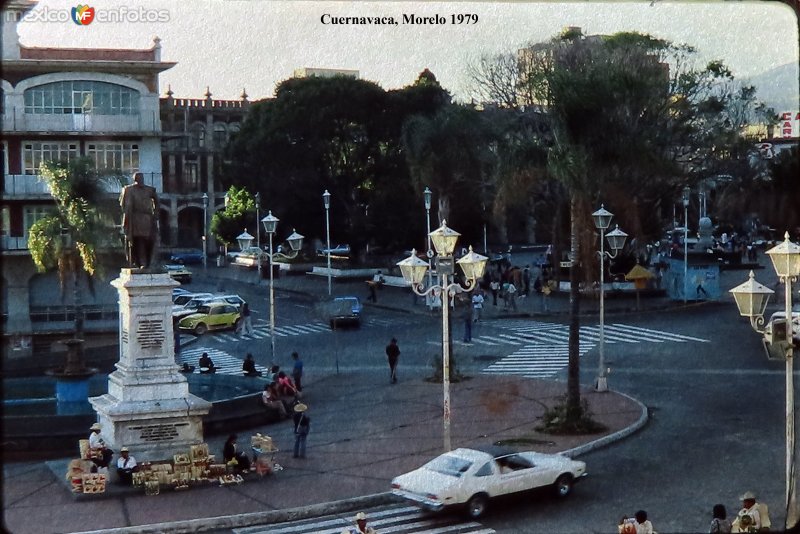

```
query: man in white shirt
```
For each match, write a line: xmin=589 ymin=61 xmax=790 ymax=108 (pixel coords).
xmin=116 ymin=447 xmax=138 ymax=485
xmin=732 ymin=491 xmax=770 ymax=532
xmin=472 ymin=291 xmax=484 ymax=322
xmin=88 ymin=423 xmax=113 ymax=471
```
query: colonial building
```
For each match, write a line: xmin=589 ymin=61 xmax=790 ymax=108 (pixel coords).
xmin=1 ymin=0 xmax=173 ymax=356
xmin=159 ymin=87 xmax=249 ymax=252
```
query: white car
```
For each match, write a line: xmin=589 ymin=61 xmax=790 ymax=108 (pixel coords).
xmin=391 ymin=446 xmax=587 ymax=518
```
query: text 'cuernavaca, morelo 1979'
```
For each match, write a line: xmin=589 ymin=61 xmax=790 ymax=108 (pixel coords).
xmin=320 ymin=13 xmax=479 ymax=26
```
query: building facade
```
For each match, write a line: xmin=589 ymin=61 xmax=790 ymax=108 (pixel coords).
xmin=158 ymin=87 xmax=249 ymax=252
xmin=1 ymin=0 xmax=173 ymax=357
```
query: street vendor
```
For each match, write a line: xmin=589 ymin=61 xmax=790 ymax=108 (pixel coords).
xmin=88 ymin=423 xmax=113 ymax=472
xmin=115 ymin=447 xmax=138 ymax=485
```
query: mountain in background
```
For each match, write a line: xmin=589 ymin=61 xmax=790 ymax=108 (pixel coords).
xmin=745 ymin=61 xmax=799 ymax=113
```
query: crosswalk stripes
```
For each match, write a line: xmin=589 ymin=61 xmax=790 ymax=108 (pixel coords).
xmin=233 ymin=504 xmax=495 ymax=534
xmin=210 ymin=317 xmax=397 ymax=343
xmin=177 ymin=346 xmax=269 ymax=376
xmin=479 ymin=319 xmax=709 ymax=379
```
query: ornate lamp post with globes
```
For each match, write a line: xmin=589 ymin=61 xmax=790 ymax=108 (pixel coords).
xmin=202 ymin=193 xmax=209 ymax=271
xmin=261 ymin=212 xmax=304 ymax=363
xmin=397 ymin=221 xmax=488 ymax=452
xmin=730 ymin=232 xmax=800 ymax=530
xmin=591 ymin=205 xmax=627 ymax=392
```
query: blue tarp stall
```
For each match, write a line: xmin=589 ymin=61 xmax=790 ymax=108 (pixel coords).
xmin=664 ymin=255 xmax=721 ymax=301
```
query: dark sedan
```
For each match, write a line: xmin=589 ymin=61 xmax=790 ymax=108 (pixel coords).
xmin=170 ymin=249 xmax=205 ymax=265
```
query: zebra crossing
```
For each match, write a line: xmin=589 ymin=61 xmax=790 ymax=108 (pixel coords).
xmin=233 ymin=504 xmax=495 ymax=534
xmin=177 ymin=346 xmax=269 ymax=376
xmin=210 ymin=317 xmax=398 ymax=343
xmin=479 ymin=319 xmax=709 ymax=379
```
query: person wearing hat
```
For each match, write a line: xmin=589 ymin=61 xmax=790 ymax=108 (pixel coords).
xmin=732 ymin=491 xmax=770 ymax=532
xmin=116 ymin=447 xmax=138 ymax=485
xmin=223 ymin=434 xmax=251 ymax=473
xmin=292 ymin=403 xmax=310 ymax=459
xmin=88 ymin=422 xmax=113 ymax=471
xmin=340 ymin=511 xmax=377 ymax=534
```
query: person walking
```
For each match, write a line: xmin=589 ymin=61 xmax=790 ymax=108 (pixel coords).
xmin=463 ymin=304 xmax=473 ymax=343
xmin=238 ymin=301 xmax=254 ymax=336
xmin=291 ymin=351 xmax=303 ymax=392
xmin=385 ymin=337 xmax=400 ymax=384
xmin=292 ymin=403 xmax=310 ymax=458
xmin=471 ymin=290 xmax=484 ymax=322
xmin=505 ymin=281 xmax=518 ymax=311
xmin=522 ymin=265 xmax=531 ymax=296
xmin=490 ymin=277 xmax=500 ymax=306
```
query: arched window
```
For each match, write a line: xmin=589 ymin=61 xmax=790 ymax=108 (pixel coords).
xmin=24 ymin=81 xmax=140 ymax=115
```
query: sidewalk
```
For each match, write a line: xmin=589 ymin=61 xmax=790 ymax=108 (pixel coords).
xmin=3 ymin=373 xmax=646 ymax=534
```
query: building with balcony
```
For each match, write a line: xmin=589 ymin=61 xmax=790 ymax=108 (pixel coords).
xmin=1 ymin=0 xmax=174 ymax=357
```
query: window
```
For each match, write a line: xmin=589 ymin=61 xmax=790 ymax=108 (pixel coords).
xmin=190 ymin=124 xmax=205 ymax=148
xmin=24 ymin=206 xmax=57 ymax=234
xmin=213 ymin=124 xmax=227 ymax=148
xmin=24 ymin=81 xmax=140 ymax=115
xmin=23 ymin=142 xmax=79 ymax=174
xmin=474 ymin=462 xmax=494 ymax=477
xmin=183 ymin=161 xmax=199 ymax=189
xmin=87 ymin=142 xmax=139 ymax=174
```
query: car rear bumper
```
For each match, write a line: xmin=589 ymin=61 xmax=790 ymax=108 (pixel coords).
xmin=391 ymin=489 xmax=444 ymax=511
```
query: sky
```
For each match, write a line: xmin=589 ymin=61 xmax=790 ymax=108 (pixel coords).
xmin=14 ymin=0 xmax=800 ymax=103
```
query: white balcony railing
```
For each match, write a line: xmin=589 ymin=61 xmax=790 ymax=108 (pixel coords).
xmin=3 ymin=173 xmax=161 ymax=198
xmin=4 ymin=110 xmax=159 ymax=133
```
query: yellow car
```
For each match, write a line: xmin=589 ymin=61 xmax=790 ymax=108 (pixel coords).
xmin=178 ymin=302 xmax=241 ymax=335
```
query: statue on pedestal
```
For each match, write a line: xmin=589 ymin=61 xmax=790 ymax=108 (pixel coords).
xmin=120 ymin=172 xmax=159 ymax=268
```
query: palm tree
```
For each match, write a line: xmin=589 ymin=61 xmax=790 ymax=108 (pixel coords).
xmin=27 ymin=157 xmax=122 ymax=373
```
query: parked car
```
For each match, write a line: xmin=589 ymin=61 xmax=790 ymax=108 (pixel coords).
xmin=317 ymin=244 xmax=351 ymax=256
xmin=170 ymin=249 xmax=205 ymax=265
xmin=391 ymin=446 xmax=587 ymax=518
xmin=217 ymin=294 xmax=246 ymax=309
xmin=173 ymin=287 xmax=191 ymax=300
xmin=178 ymin=302 xmax=241 ymax=335
xmin=172 ymin=294 xmax=217 ymax=318
xmin=226 ymin=246 xmax=263 ymax=262
xmin=165 ymin=264 xmax=192 ymax=284
xmin=328 ymin=296 xmax=362 ymax=329
xmin=173 ymin=292 xmax=213 ymax=307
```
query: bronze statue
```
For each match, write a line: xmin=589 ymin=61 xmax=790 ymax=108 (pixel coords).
xmin=120 ymin=172 xmax=159 ymax=268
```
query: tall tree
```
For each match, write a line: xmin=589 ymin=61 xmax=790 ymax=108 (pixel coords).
xmin=28 ymin=158 xmax=122 ymax=346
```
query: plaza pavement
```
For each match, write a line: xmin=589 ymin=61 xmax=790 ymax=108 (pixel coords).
xmin=2 ymin=260 xmax=765 ymax=534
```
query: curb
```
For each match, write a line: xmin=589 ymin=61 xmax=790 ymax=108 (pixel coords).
xmin=72 ymin=391 xmax=650 ymax=534
xmin=560 ymin=389 xmax=650 ymax=459
xmin=72 ymin=493 xmax=398 ymax=534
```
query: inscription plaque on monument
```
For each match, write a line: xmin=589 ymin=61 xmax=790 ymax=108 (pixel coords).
xmin=130 ymin=422 xmax=188 ymax=442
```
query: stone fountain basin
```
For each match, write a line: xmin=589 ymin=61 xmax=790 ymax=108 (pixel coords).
xmin=2 ymin=374 xmax=271 ymax=460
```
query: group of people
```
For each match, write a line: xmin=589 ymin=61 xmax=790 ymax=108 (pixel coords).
xmin=87 ymin=423 xmax=138 ymax=485
xmin=260 ymin=353 xmax=304 ymax=418
xmin=617 ymin=493 xmax=771 ymax=534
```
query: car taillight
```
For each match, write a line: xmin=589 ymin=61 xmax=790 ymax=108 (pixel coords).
xmin=391 ymin=483 xmax=401 ymax=489
xmin=425 ymin=493 xmax=439 ymax=501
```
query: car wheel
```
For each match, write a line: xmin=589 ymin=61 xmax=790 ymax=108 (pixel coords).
xmin=194 ymin=323 xmax=208 ymax=336
xmin=466 ymin=494 xmax=488 ymax=519
xmin=554 ymin=474 xmax=573 ymax=498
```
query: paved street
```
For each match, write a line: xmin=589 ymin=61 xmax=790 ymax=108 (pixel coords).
xmin=3 ymin=262 xmax=795 ymax=533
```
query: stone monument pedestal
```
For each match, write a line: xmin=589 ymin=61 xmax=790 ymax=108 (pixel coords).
xmin=90 ymin=269 xmax=211 ymax=462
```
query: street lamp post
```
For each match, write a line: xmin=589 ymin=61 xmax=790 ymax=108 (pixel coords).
xmin=202 ymin=193 xmax=209 ymax=271
xmin=424 ymin=187 xmax=433 ymax=302
xmin=323 ymin=190 xmax=332 ymax=296
xmin=730 ymin=232 xmax=800 ymax=530
xmin=591 ymin=206 xmax=628 ymax=393
xmin=255 ymin=192 xmax=261 ymax=278
xmin=683 ymin=186 xmax=690 ymax=303
xmin=260 ymin=211 xmax=304 ymax=364
xmin=397 ymin=221 xmax=488 ymax=452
